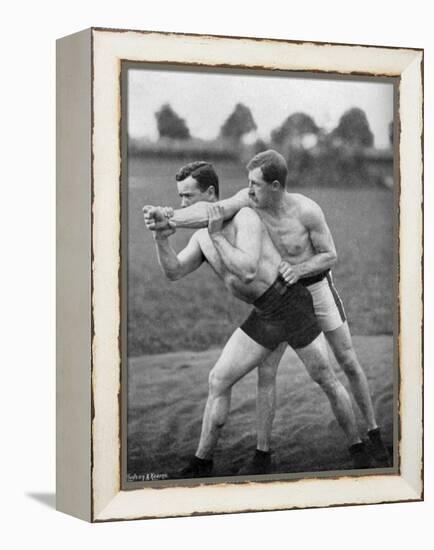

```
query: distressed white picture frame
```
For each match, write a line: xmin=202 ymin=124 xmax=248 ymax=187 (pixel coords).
xmin=56 ymin=27 xmax=423 ymax=522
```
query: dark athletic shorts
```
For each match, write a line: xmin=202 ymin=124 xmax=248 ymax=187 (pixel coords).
xmin=240 ymin=275 xmax=322 ymax=351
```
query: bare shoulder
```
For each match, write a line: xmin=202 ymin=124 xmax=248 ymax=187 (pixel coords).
xmin=290 ymin=193 xmax=325 ymax=225
xmin=290 ymin=192 xmax=321 ymax=211
xmin=234 ymin=206 xmax=261 ymax=225
xmin=219 ymin=187 xmax=250 ymax=209
xmin=231 ymin=187 xmax=250 ymax=202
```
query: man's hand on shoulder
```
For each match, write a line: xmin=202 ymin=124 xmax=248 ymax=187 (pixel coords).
xmin=279 ymin=260 xmax=303 ymax=285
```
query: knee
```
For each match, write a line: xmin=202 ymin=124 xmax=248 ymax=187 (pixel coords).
xmin=258 ymin=349 xmax=281 ymax=387
xmin=338 ymin=350 xmax=361 ymax=378
xmin=317 ymin=375 xmax=342 ymax=399
xmin=208 ymin=368 xmax=230 ymax=396
xmin=310 ymin=362 xmax=339 ymax=393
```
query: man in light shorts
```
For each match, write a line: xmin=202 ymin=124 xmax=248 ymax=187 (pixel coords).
xmin=144 ymin=161 xmax=372 ymax=477
xmin=145 ymin=152 xmax=390 ymax=472
xmin=298 ymin=271 xmax=346 ymax=332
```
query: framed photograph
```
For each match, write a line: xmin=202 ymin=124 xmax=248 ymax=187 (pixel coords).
xmin=56 ymin=27 xmax=423 ymax=522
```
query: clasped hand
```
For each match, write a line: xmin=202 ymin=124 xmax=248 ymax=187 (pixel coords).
xmin=279 ymin=260 xmax=302 ymax=285
xmin=143 ymin=205 xmax=176 ymax=238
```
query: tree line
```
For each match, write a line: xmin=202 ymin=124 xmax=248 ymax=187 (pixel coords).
xmin=154 ymin=102 xmax=393 ymax=148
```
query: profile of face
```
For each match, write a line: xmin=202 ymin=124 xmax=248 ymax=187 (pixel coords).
xmin=247 ymin=167 xmax=275 ymax=208
xmin=176 ymin=175 xmax=216 ymax=208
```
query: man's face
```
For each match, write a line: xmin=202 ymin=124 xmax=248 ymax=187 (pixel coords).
xmin=247 ymin=167 xmax=272 ymax=208
xmin=177 ymin=175 xmax=213 ymax=208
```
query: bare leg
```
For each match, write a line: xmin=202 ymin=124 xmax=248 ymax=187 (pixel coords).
xmin=295 ymin=334 xmax=360 ymax=446
xmin=196 ymin=387 xmax=233 ymax=459
xmin=256 ymin=343 xmax=286 ymax=451
xmin=196 ymin=329 xmax=270 ymax=459
xmin=325 ymin=322 xmax=377 ymax=431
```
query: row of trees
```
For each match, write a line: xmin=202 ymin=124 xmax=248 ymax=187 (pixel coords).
xmin=154 ymin=102 xmax=391 ymax=148
xmin=155 ymin=102 xmax=257 ymax=142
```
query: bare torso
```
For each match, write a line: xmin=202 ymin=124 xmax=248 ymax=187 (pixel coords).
xmin=195 ymin=209 xmax=281 ymax=303
xmin=255 ymin=193 xmax=317 ymax=265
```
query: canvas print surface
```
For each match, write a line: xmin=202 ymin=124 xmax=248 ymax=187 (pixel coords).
xmin=122 ymin=64 xmax=396 ymax=486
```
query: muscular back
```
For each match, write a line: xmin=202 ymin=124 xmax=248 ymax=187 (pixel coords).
xmin=195 ymin=208 xmax=281 ymax=303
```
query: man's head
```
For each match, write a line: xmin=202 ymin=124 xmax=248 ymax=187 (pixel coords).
xmin=175 ymin=161 xmax=219 ymax=208
xmin=246 ymin=150 xmax=288 ymax=208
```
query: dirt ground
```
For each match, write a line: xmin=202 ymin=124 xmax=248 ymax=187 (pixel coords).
xmin=127 ymin=335 xmax=395 ymax=480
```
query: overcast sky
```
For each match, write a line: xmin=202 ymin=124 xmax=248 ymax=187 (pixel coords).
xmin=128 ymin=67 xmax=394 ymax=148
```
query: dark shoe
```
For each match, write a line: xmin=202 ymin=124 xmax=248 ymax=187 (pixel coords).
xmin=238 ymin=450 xmax=273 ymax=475
xmin=349 ymin=442 xmax=372 ymax=469
xmin=367 ymin=428 xmax=392 ymax=466
xmin=179 ymin=456 xmax=213 ymax=478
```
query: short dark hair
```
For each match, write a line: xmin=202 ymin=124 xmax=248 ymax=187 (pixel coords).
xmin=246 ymin=150 xmax=288 ymax=188
xmin=175 ymin=161 xmax=219 ymax=198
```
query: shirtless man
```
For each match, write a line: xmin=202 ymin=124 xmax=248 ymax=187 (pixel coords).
xmin=145 ymin=161 xmax=371 ymax=477
xmin=144 ymin=152 xmax=390 ymax=471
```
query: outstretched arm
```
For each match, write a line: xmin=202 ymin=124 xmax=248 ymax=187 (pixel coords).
xmin=207 ymin=205 xmax=261 ymax=284
xmin=279 ymin=203 xmax=337 ymax=284
xmin=144 ymin=188 xmax=250 ymax=230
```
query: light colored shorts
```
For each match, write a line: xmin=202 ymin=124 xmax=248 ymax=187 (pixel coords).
xmin=305 ymin=272 xmax=346 ymax=332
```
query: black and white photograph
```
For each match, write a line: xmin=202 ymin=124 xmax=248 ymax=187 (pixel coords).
xmin=3 ymin=0 xmax=429 ymax=540
xmin=123 ymin=64 xmax=397 ymax=485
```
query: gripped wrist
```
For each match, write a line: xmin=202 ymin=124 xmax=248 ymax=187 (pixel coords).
xmin=153 ymin=232 xmax=169 ymax=242
xmin=209 ymin=228 xmax=224 ymax=239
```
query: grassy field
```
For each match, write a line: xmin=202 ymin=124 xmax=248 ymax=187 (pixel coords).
xmin=127 ymin=156 xmax=394 ymax=356
xmin=127 ymin=335 xmax=394 ymax=478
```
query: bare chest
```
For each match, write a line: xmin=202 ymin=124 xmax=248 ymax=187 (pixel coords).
xmin=259 ymin=213 xmax=312 ymax=260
